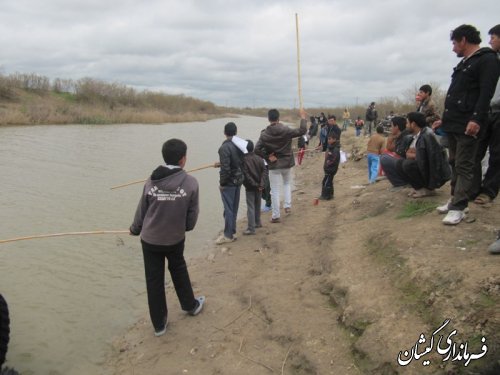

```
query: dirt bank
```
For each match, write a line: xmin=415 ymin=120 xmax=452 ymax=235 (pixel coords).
xmin=105 ymin=129 xmax=499 ymax=375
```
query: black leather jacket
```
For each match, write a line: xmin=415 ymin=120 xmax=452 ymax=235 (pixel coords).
xmin=218 ymin=139 xmax=244 ymax=186
xmin=415 ymin=127 xmax=451 ymax=189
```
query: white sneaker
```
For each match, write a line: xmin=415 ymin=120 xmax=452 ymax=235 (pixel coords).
xmin=436 ymin=199 xmax=452 ymax=214
xmin=442 ymin=210 xmax=465 ymax=225
xmin=215 ymin=235 xmax=235 ymax=245
xmin=437 ymin=199 xmax=469 ymax=215
xmin=187 ymin=296 xmax=205 ymax=316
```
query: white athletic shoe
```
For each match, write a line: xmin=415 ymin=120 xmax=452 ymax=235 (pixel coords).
xmin=442 ymin=210 xmax=465 ymax=225
xmin=215 ymin=235 xmax=235 ymax=245
xmin=437 ymin=199 xmax=469 ymax=215
xmin=436 ymin=199 xmax=452 ymax=214
xmin=188 ymin=296 xmax=205 ymax=316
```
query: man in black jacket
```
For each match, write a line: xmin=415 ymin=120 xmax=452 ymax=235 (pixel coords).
xmin=472 ymin=24 xmax=500 ymax=208
xmin=364 ymin=102 xmax=378 ymax=136
xmin=395 ymin=112 xmax=451 ymax=198
xmin=433 ymin=24 xmax=500 ymax=225
xmin=216 ymin=122 xmax=244 ymax=244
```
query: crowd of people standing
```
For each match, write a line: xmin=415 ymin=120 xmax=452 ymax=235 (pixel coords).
xmin=125 ymin=22 xmax=499 ymax=339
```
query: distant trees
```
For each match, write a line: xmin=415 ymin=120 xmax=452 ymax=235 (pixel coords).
xmin=0 ymin=72 xmax=218 ymax=114
xmin=0 ymin=71 xmax=221 ymax=125
xmin=53 ymin=78 xmax=75 ymax=93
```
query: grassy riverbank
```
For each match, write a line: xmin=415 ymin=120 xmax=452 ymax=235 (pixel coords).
xmin=0 ymin=89 xmax=224 ymax=126
xmin=0 ymin=74 xmax=225 ymax=125
xmin=1 ymin=73 xmax=442 ymax=126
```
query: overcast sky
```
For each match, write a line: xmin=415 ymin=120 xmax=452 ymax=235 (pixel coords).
xmin=0 ymin=0 xmax=498 ymax=108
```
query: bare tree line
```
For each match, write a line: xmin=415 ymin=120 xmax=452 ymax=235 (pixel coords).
xmin=0 ymin=71 xmax=446 ymax=125
xmin=0 ymin=72 xmax=218 ymax=114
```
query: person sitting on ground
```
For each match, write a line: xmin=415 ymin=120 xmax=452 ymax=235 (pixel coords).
xmin=395 ymin=112 xmax=451 ymax=198
xmin=380 ymin=116 xmax=413 ymax=189
xmin=242 ymin=140 xmax=265 ymax=235
xmin=129 ymin=138 xmax=204 ymax=337
xmin=366 ymin=125 xmax=386 ymax=184
xmin=319 ymin=134 xmax=340 ymax=200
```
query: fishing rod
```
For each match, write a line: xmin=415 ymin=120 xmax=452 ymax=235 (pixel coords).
xmin=295 ymin=13 xmax=303 ymax=110
xmin=110 ymin=162 xmax=217 ymax=190
xmin=0 ymin=230 xmax=130 ymax=245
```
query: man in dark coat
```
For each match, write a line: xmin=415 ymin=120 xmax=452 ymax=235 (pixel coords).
xmin=396 ymin=112 xmax=451 ymax=198
xmin=255 ymin=109 xmax=307 ymax=222
xmin=364 ymin=102 xmax=378 ymax=136
xmin=215 ymin=122 xmax=244 ymax=243
xmin=433 ymin=24 xmax=500 ymax=225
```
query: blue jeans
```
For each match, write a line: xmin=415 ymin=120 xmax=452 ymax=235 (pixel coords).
xmin=367 ymin=153 xmax=380 ymax=183
xmin=220 ymin=185 xmax=241 ymax=238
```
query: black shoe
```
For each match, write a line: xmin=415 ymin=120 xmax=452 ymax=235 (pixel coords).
xmin=154 ymin=317 xmax=168 ymax=337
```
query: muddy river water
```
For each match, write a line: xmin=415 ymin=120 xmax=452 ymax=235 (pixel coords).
xmin=0 ymin=116 xmax=269 ymax=374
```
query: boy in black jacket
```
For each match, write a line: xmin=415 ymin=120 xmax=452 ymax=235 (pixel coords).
xmin=319 ymin=134 xmax=340 ymax=200
xmin=242 ymin=140 xmax=265 ymax=234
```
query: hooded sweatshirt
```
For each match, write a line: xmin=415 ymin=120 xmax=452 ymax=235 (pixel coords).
xmin=130 ymin=166 xmax=199 ymax=246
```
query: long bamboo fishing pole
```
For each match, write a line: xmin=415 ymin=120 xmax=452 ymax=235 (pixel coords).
xmin=295 ymin=13 xmax=303 ymax=110
xmin=110 ymin=162 xmax=217 ymax=190
xmin=0 ymin=230 xmax=130 ymax=245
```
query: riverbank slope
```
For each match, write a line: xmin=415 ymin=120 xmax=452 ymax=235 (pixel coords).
xmin=105 ymin=129 xmax=499 ymax=375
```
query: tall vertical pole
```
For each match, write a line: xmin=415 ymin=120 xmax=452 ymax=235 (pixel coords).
xmin=295 ymin=13 xmax=303 ymax=110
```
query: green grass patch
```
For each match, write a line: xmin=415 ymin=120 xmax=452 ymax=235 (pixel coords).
xmin=365 ymin=232 xmax=442 ymax=328
xmin=397 ymin=201 xmax=437 ymax=219
xmin=52 ymin=91 xmax=77 ymax=102
xmin=76 ymin=116 xmax=110 ymax=125
xmin=476 ymin=292 xmax=496 ymax=308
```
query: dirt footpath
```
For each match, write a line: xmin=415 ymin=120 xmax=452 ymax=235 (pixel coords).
xmin=105 ymin=130 xmax=499 ymax=375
